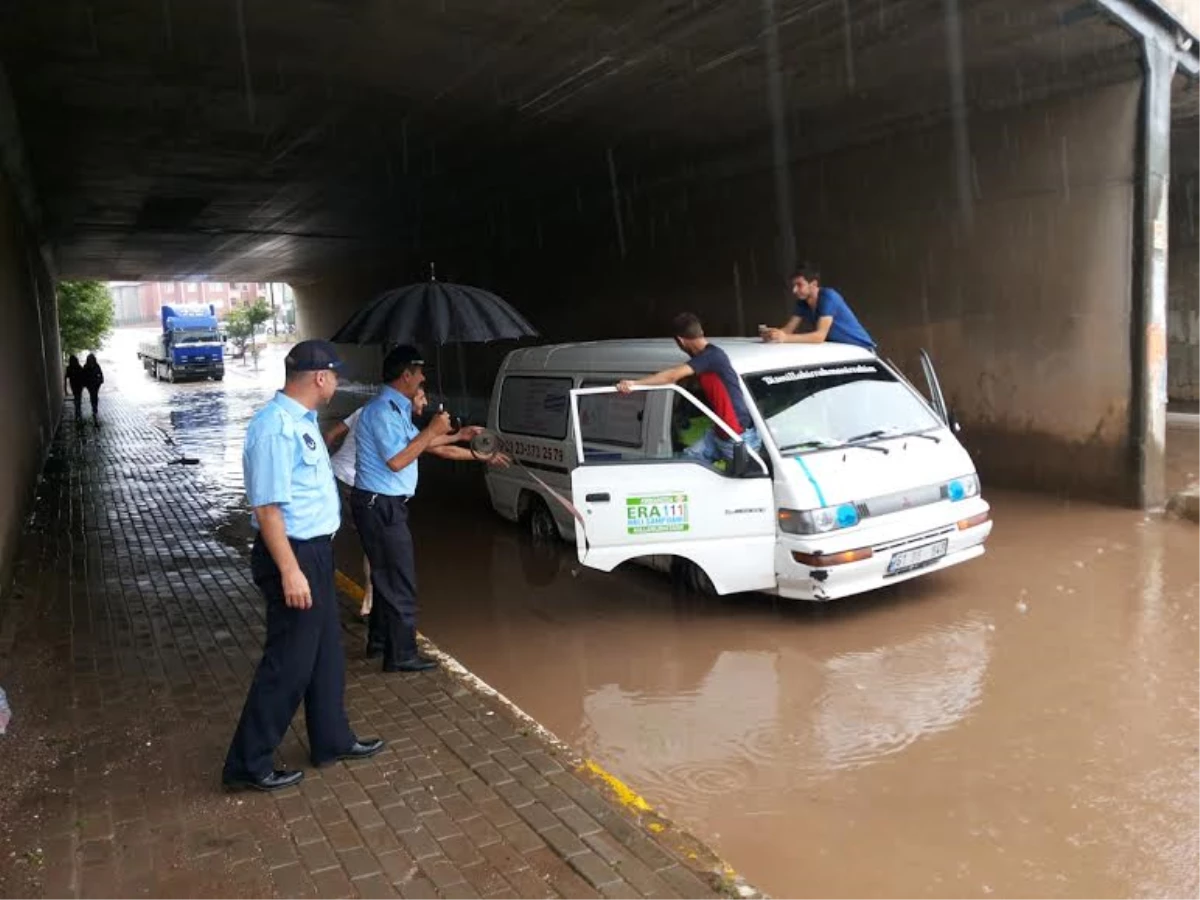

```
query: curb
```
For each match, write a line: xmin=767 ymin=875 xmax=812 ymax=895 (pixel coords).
xmin=336 ymin=569 xmax=764 ymax=900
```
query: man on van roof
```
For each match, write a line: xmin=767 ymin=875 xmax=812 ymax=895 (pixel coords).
xmin=762 ymin=262 xmax=875 ymax=351
xmin=617 ymin=313 xmax=761 ymax=464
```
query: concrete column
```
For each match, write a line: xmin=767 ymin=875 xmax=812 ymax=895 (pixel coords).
xmin=1132 ymin=37 xmax=1179 ymax=509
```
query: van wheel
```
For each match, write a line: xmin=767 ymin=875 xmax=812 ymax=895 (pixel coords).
xmin=526 ymin=497 xmax=558 ymax=543
xmin=671 ymin=558 xmax=717 ymax=596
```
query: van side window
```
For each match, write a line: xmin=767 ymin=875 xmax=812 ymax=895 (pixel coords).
xmin=579 ymin=380 xmax=645 ymax=447
xmin=498 ymin=376 xmax=572 ymax=439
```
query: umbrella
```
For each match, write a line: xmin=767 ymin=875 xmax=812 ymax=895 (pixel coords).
xmin=330 ymin=266 xmax=540 ymax=408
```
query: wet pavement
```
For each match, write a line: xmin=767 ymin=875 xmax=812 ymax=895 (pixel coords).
xmin=31 ymin=328 xmax=1198 ymax=899
xmin=0 ymin=332 xmax=735 ymax=900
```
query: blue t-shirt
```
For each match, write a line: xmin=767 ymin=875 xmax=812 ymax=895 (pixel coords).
xmin=795 ymin=287 xmax=875 ymax=350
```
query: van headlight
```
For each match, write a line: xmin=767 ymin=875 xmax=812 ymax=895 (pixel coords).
xmin=943 ymin=474 xmax=980 ymax=502
xmin=778 ymin=503 xmax=860 ymax=535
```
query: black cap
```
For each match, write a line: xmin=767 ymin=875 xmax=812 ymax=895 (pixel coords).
xmin=382 ymin=344 xmax=426 ymax=382
xmin=285 ymin=339 xmax=345 ymax=372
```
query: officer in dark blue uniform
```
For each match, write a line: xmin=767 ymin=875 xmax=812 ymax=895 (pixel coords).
xmin=223 ymin=340 xmax=384 ymax=792
xmin=353 ymin=346 xmax=453 ymax=672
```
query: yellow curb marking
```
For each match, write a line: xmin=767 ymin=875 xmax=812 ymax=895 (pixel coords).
xmin=335 ymin=569 xmax=365 ymax=602
xmin=336 ymin=570 xmax=750 ymax=893
xmin=581 ymin=759 xmax=653 ymax=813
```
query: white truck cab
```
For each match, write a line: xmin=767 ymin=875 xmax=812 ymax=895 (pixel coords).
xmin=484 ymin=338 xmax=992 ymax=601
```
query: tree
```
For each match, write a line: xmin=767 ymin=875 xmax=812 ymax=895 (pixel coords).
xmin=223 ymin=299 xmax=272 ymax=369
xmin=58 ymin=281 xmax=114 ymax=356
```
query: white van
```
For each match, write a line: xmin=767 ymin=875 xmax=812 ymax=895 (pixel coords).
xmin=484 ymin=338 xmax=992 ymax=601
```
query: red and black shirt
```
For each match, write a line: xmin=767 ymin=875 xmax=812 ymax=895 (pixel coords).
xmin=689 ymin=344 xmax=753 ymax=435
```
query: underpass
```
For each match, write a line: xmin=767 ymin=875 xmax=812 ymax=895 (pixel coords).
xmin=50 ymin=333 xmax=1193 ymax=897
xmin=0 ymin=1 xmax=1196 ymax=896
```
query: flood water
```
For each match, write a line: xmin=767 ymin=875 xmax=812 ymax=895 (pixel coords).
xmin=99 ymin=329 xmax=1199 ymax=898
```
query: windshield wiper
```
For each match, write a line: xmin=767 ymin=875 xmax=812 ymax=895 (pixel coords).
xmin=777 ymin=439 xmax=837 ymax=454
xmin=841 ymin=430 xmax=891 ymax=454
xmin=906 ymin=431 xmax=942 ymax=444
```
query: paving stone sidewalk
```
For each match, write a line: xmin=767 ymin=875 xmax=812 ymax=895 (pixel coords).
xmin=0 ymin=395 xmax=732 ymax=899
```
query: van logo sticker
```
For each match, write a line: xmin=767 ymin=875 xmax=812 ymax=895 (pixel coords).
xmin=761 ymin=364 xmax=877 ymax=385
xmin=626 ymin=494 xmax=689 ymax=535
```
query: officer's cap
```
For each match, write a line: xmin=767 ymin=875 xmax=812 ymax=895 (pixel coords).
xmin=285 ymin=339 xmax=345 ymax=372
xmin=382 ymin=345 xmax=426 ymax=382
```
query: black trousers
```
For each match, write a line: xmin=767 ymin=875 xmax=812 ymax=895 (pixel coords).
xmin=223 ymin=535 xmax=354 ymax=780
xmin=85 ymin=385 xmax=99 ymax=416
xmin=350 ymin=489 xmax=419 ymax=668
xmin=69 ymin=387 xmax=82 ymax=417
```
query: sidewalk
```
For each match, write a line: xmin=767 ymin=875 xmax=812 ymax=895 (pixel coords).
xmin=0 ymin=395 xmax=742 ymax=899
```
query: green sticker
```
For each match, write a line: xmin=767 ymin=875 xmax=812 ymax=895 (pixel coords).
xmin=626 ymin=494 xmax=689 ymax=535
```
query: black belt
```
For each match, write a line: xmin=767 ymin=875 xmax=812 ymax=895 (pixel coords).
xmin=351 ymin=487 xmax=411 ymax=507
xmin=288 ymin=532 xmax=336 ymax=544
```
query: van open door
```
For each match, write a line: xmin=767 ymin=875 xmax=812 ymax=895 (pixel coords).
xmin=568 ymin=384 xmax=777 ymax=595
xmin=916 ymin=349 xmax=962 ymax=432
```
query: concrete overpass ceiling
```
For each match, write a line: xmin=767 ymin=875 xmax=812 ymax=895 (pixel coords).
xmin=0 ymin=0 xmax=1142 ymax=282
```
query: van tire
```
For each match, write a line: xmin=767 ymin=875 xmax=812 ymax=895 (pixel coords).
xmin=671 ymin=558 xmax=717 ymax=596
xmin=525 ymin=496 xmax=558 ymax=543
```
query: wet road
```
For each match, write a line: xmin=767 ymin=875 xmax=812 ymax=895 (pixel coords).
xmin=98 ymin=329 xmax=1199 ymax=898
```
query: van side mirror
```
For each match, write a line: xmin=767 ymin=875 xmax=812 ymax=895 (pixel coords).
xmin=730 ymin=441 xmax=763 ymax=478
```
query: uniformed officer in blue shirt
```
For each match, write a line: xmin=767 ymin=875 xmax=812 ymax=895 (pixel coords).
xmin=223 ymin=340 xmax=384 ymax=792
xmin=352 ymin=345 xmax=454 ymax=672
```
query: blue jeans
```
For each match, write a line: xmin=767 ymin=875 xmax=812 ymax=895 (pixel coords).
xmin=683 ymin=427 xmax=762 ymax=463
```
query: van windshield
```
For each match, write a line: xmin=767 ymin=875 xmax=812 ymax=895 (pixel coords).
xmin=745 ymin=361 xmax=940 ymax=453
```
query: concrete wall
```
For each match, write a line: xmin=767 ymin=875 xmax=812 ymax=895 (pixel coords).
xmin=1168 ymin=112 xmax=1198 ymax=404
xmin=0 ymin=163 xmax=60 ymax=589
xmin=299 ymin=80 xmax=1144 ymax=501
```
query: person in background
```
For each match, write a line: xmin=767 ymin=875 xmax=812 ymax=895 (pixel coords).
xmin=617 ymin=313 xmax=760 ymax=464
xmin=762 ymin=262 xmax=876 ymax=351
xmin=223 ymin=340 xmax=382 ymax=793
xmin=64 ymin=355 xmax=84 ymax=420
xmin=82 ymin=353 xmax=105 ymax=424
xmin=324 ymin=407 xmax=372 ymax=619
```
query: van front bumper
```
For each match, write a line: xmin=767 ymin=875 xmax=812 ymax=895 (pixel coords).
xmin=776 ymin=511 xmax=993 ymax=601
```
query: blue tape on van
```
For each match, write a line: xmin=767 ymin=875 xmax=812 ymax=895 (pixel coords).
xmin=794 ymin=457 xmax=827 ymax=507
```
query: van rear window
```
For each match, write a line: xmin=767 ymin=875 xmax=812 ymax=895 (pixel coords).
xmin=498 ymin=376 xmax=572 ymax=440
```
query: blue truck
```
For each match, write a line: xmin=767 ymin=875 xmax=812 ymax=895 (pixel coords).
xmin=137 ymin=304 xmax=226 ymax=382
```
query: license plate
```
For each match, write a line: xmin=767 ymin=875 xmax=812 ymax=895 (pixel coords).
xmin=886 ymin=539 xmax=948 ymax=575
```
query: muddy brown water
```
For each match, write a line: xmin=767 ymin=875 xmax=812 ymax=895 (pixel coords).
xmin=100 ymin=331 xmax=1199 ymax=898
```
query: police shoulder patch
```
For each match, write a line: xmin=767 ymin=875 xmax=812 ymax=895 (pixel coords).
xmin=302 ymin=432 xmax=317 ymax=450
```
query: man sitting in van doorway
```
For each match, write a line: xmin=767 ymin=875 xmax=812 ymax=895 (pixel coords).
xmin=761 ymin=262 xmax=876 ymax=351
xmin=617 ymin=313 xmax=761 ymax=465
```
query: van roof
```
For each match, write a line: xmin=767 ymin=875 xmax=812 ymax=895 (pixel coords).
xmin=502 ymin=337 xmax=877 ymax=376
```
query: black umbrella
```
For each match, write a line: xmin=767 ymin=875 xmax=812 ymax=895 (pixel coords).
xmin=330 ymin=268 xmax=540 ymax=406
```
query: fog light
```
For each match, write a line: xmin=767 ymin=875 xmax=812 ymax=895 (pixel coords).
xmin=792 ymin=546 xmax=874 ymax=567
xmin=957 ymin=511 xmax=990 ymax=530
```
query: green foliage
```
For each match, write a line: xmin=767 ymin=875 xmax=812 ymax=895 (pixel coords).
xmin=223 ymin=299 xmax=273 ymax=367
xmin=58 ymin=281 xmax=114 ymax=356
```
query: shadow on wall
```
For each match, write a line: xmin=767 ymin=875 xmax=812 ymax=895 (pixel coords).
xmin=0 ymin=167 xmax=61 ymax=590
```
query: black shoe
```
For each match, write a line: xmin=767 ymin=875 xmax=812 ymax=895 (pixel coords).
xmin=365 ymin=642 xmax=384 ymax=659
xmin=335 ymin=738 xmax=385 ymax=762
xmin=384 ymin=655 xmax=438 ymax=673
xmin=222 ymin=769 xmax=304 ymax=792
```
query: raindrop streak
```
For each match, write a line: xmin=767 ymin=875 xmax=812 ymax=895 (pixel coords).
xmin=606 ymin=146 xmax=627 ymax=259
xmin=942 ymin=0 xmax=972 ymax=229
xmin=761 ymin=0 xmax=796 ymax=280
xmin=234 ymin=0 xmax=256 ymax=125
xmin=161 ymin=0 xmax=174 ymax=50
xmin=733 ymin=261 xmax=746 ymax=335
xmin=840 ymin=0 xmax=856 ymax=91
